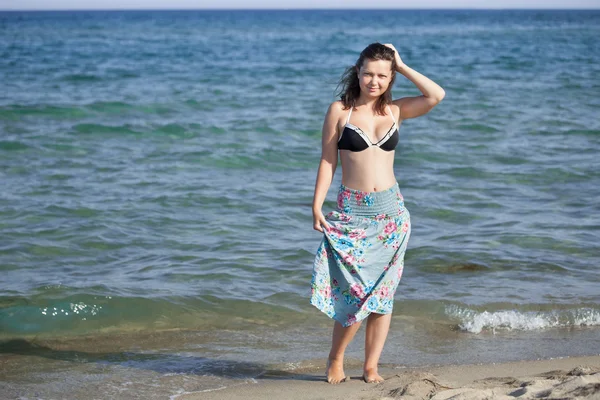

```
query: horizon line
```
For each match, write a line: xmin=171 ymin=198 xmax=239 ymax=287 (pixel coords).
xmin=2 ymin=7 xmax=600 ymax=12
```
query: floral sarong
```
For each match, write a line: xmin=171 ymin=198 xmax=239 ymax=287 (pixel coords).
xmin=310 ymin=183 xmax=411 ymax=327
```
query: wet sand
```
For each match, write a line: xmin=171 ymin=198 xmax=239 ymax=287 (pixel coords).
xmin=186 ymin=355 xmax=600 ymax=400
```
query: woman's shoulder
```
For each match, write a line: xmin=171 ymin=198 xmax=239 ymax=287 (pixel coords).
xmin=388 ymin=102 xmax=402 ymax=122
xmin=324 ymin=100 xmax=347 ymax=119
xmin=328 ymin=100 xmax=347 ymax=112
xmin=388 ymin=102 xmax=400 ymax=113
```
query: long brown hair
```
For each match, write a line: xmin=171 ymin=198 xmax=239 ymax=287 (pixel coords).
xmin=337 ymin=43 xmax=397 ymax=115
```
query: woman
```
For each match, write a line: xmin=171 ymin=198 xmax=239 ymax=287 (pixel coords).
xmin=310 ymin=42 xmax=445 ymax=384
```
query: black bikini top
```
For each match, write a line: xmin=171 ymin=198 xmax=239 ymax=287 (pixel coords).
xmin=338 ymin=105 xmax=399 ymax=152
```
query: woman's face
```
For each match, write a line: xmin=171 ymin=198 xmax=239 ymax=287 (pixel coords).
xmin=356 ymin=58 xmax=393 ymax=98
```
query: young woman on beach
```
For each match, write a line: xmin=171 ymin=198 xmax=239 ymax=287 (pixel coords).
xmin=310 ymin=42 xmax=445 ymax=384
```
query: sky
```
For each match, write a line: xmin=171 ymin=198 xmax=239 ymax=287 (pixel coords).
xmin=1 ymin=0 xmax=599 ymax=10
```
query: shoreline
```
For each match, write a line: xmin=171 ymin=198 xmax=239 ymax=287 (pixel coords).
xmin=185 ymin=355 xmax=600 ymax=400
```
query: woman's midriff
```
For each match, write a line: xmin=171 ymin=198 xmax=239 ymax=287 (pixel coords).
xmin=339 ymin=148 xmax=397 ymax=192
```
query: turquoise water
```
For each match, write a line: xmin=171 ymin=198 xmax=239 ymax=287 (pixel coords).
xmin=1 ymin=9 xmax=600 ymax=398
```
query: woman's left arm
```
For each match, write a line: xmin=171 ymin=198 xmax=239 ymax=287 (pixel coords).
xmin=384 ymin=44 xmax=446 ymax=120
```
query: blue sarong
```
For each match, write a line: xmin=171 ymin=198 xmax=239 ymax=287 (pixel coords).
xmin=310 ymin=183 xmax=411 ymax=327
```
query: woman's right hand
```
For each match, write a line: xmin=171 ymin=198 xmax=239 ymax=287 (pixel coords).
xmin=313 ymin=209 xmax=330 ymax=233
xmin=383 ymin=43 xmax=405 ymax=70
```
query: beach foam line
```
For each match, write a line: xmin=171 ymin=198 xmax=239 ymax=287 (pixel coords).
xmin=445 ymin=305 xmax=600 ymax=334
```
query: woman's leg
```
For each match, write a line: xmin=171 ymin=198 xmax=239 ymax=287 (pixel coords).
xmin=327 ymin=320 xmax=362 ymax=384
xmin=363 ymin=312 xmax=392 ymax=383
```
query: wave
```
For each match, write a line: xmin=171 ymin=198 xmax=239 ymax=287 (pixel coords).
xmin=0 ymin=293 xmax=308 ymax=338
xmin=85 ymin=101 xmax=136 ymax=114
xmin=0 ymin=102 xmax=180 ymax=121
xmin=3 ymin=288 xmax=600 ymax=339
xmin=445 ymin=304 xmax=600 ymax=334
xmin=61 ymin=73 xmax=103 ymax=82
xmin=0 ymin=140 xmax=30 ymax=151
xmin=0 ymin=104 xmax=88 ymax=120
xmin=71 ymin=123 xmax=141 ymax=135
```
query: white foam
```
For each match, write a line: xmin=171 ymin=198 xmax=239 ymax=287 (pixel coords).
xmin=168 ymin=378 xmax=257 ymax=399
xmin=445 ymin=305 xmax=600 ymax=334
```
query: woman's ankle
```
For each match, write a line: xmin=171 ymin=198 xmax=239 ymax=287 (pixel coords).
xmin=363 ymin=364 xmax=378 ymax=372
xmin=328 ymin=355 xmax=344 ymax=364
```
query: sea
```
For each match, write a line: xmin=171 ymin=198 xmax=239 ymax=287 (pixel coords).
xmin=0 ymin=8 xmax=599 ymax=399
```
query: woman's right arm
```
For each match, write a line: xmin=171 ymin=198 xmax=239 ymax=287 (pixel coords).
xmin=312 ymin=102 xmax=340 ymax=233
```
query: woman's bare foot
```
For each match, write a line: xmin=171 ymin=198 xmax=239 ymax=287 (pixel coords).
xmin=362 ymin=367 xmax=384 ymax=383
xmin=326 ymin=358 xmax=348 ymax=384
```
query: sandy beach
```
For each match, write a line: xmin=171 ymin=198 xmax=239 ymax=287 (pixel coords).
xmin=188 ymin=355 xmax=600 ymax=400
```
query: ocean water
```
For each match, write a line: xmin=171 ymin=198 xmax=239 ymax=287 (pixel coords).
xmin=1 ymin=9 xmax=599 ymax=398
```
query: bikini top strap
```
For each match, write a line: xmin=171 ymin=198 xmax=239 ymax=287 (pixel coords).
xmin=346 ymin=107 xmax=353 ymax=124
xmin=387 ymin=105 xmax=396 ymax=124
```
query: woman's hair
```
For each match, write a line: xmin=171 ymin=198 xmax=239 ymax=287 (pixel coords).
xmin=337 ymin=42 xmax=397 ymax=115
